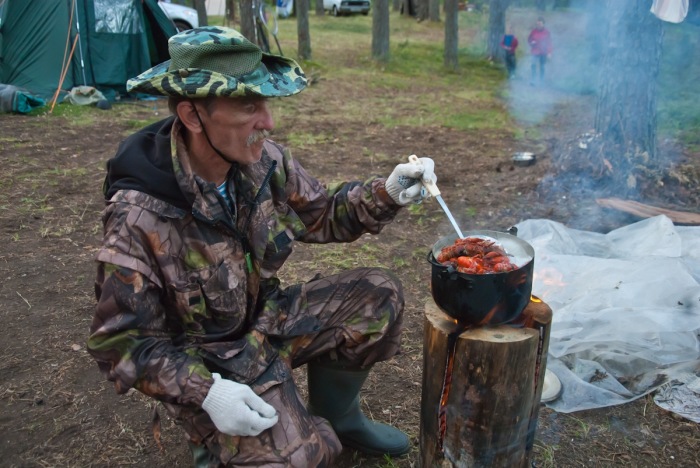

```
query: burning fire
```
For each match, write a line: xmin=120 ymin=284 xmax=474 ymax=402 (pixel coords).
xmin=533 ymin=267 xmax=567 ymax=299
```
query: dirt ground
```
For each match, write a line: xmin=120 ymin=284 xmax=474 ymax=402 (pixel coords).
xmin=1 ymin=75 xmax=698 ymax=467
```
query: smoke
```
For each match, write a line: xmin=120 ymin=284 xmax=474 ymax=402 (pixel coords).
xmin=501 ymin=2 xmax=698 ymax=230
xmin=504 ymin=2 xmax=599 ymax=124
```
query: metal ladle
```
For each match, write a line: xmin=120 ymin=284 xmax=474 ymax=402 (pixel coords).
xmin=408 ymin=155 xmax=465 ymax=239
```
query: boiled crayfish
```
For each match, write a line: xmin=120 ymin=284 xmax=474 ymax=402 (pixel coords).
xmin=436 ymin=236 xmax=519 ymax=274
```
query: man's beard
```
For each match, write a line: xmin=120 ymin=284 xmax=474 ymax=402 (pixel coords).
xmin=246 ymin=129 xmax=270 ymax=147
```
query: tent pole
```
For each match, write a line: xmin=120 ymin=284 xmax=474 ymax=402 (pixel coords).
xmin=50 ymin=35 xmax=80 ymax=112
xmin=73 ymin=0 xmax=87 ymax=86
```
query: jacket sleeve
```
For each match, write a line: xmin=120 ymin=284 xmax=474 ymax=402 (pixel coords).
xmin=88 ymin=262 xmax=214 ymax=407
xmin=274 ymin=143 xmax=402 ymax=243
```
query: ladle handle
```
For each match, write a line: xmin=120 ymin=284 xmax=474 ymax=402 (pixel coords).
xmin=408 ymin=154 xmax=441 ymax=197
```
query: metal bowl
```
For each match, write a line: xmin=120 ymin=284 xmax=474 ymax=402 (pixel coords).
xmin=512 ymin=152 xmax=536 ymax=167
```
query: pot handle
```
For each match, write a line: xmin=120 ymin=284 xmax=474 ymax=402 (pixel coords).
xmin=427 ymin=250 xmax=439 ymax=265
xmin=440 ymin=268 xmax=462 ymax=282
xmin=427 ymin=251 xmax=469 ymax=283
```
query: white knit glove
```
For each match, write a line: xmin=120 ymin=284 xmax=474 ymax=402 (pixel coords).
xmin=385 ymin=156 xmax=437 ymax=205
xmin=202 ymin=373 xmax=278 ymax=437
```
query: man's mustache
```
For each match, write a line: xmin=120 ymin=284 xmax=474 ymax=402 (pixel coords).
xmin=247 ymin=129 xmax=270 ymax=146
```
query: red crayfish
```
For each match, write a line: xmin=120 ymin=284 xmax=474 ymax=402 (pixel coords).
xmin=436 ymin=236 xmax=518 ymax=274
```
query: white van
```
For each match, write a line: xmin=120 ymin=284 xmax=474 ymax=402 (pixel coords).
xmin=158 ymin=0 xmax=200 ymax=31
xmin=323 ymin=0 xmax=370 ymax=16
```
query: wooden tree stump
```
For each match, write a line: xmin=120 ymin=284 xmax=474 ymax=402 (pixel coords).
xmin=512 ymin=298 xmax=553 ymax=451
xmin=420 ymin=298 xmax=552 ymax=467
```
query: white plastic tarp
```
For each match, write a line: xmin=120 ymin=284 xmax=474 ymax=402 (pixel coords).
xmin=515 ymin=216 xmax=700 ymax=421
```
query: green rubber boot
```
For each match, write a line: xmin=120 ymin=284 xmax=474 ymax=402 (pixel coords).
xmin=307 ymin=362 xmax=411 ymax=457
xmin=188 ymin=442 xmax=217 ymax=468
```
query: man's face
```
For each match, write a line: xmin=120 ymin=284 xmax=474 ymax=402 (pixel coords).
xmin=536 ymin=20 xmax=544 ymax=30
xmin=199 ymin=97 xmax=273 ymax=165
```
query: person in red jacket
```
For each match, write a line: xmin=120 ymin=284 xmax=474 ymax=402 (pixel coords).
xmin=528 ymin=16 xmax=553 ymax=84
xmin=500 ymin=24 xmax=519 ymax=79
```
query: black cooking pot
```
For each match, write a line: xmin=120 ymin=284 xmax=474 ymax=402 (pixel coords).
xmin=427 ymin=230 xmax=535 ymax=326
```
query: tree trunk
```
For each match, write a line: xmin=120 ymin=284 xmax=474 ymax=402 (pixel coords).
xmin=372 ymin=0 xmax=390 ymax=62
xmin=297 ymin=0 xmax=312 ymax=59
xmin=401 ymin=0 xmax=415 ymax=16
xmin=393 ymin=0 xmax=401 ymax=12
xmin=223 ymin=0 xmax=236 ymax=25
xmin=586 ymin=0 xmax=605 ymax=72
xmin=315 ymin=0 xmax=324 ymax=16
xmin=420 ymin=300 xmax=542 ymax=467
xmin=510 ymin=298 xmax=553 ymax=451
xmin=428 ymin=0 xmax=440 ymax=22
xmin=240 ymin=0 xmax=255 ymax=42
xmin=444 ymin=0 xmax=458 ymax=70
xmin=415 ymin=0 xmax=429 ymax=21
xmin=194 ymin=0 xmax=209 ymax=26
xmin=487 ymin=0 xmax=510 ymax=62
xmin=595 ymin=0 xmax=663 ymax=162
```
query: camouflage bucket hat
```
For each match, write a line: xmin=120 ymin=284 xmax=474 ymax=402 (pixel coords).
xmin=127 ymin=26 xmax=306 ymax=98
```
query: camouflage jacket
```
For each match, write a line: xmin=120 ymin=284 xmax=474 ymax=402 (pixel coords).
xmin=88 ymin=116 xmax=401 ymax=422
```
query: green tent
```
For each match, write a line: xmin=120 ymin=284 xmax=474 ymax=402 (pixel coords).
xmin=0 ymin=0 xmax=176 ymax=101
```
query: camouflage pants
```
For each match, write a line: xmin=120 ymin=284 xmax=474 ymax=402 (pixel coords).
xmin=196 ymin=267 xmax=405 ymax=467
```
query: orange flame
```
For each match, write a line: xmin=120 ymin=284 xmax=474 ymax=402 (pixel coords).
xmin=533 ymin=267 xmax=567 ymax=298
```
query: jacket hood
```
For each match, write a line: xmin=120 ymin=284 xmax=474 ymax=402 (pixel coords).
xmin=104 ymin=116 xmax=191 ymax=210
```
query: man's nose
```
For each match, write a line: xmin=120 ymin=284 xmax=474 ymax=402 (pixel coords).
xmin=259 ymin=102 xmax=274 ymax=129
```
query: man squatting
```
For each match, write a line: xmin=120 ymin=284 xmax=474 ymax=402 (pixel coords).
xmin=87 ymin=26 xmax=437 ymax=467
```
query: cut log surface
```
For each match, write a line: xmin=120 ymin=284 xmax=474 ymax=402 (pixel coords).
xmin=596 ymin=197 xmax=700 ymax=225
xmin=421 ymin=300 xmax=541 ymax=468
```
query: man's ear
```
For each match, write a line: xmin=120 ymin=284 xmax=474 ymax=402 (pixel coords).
xmin=177 ymin=101 xmax=203 ymax=133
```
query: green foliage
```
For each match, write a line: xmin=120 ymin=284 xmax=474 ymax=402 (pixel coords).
xmin=658 ymin=22 xmax=700 ymax=149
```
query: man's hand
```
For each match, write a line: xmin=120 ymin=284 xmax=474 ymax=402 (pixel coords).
xmin=202 ymin=373 xmax=278 ymax=437
xmin=385 ymin=156 xmax=437 ymax=205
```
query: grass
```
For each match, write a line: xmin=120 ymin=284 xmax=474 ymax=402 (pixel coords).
xmin=659 ymin=21 xmax=700 ymax=149
xmin=5 ymin=6 xmax=697 ymax=260
xmin=26 ymin=98 xmax=167 ymax=131
xmin=257 ymin=11 xmax=517 ymax=134
xmin=219 ymin=7 xmax=700 ymax=145
xmin=534 ymin=442 xmax=557 ymax=467
xmin=284 ymin=130 xmax=335 ymax=148
xmin=569 ymin=415 xmax=592 ymax=439
xmin=11 ymin=7 xmax=697 ymax=147
xmin=1 ymin=7 xmax=697 ymax=468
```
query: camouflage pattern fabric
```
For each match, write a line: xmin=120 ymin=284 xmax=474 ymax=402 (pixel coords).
xmin=185 ymin=267 xmax=404 ymax=466
xmin=127 ymin=27 xmax=307 ymax=98
xmin=88 ymin=117 xmax=404 ymax=465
